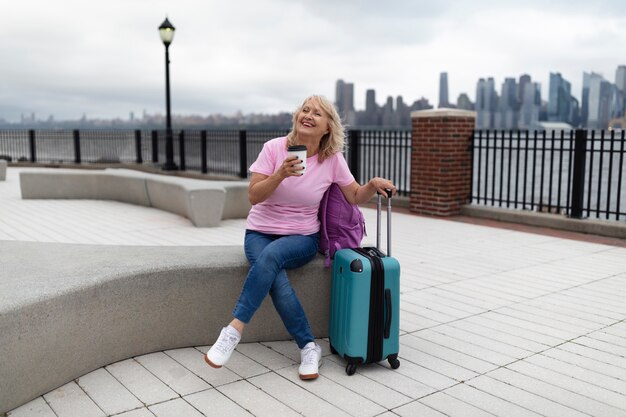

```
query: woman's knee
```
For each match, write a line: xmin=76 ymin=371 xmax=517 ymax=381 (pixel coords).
xmin=254 ymin=249 xmax=282 ymax=273
xmin=251 ymin=234 xmax=318 ymax=273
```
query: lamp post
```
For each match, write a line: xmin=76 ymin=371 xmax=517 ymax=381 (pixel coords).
xmin=159 ymin=17 xmax=177 ymax=170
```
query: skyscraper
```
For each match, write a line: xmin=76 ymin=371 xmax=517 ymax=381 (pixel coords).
xmin=616 ymin=65 xmax=626 ymax=91
xmin=475 ymin=77 xmax=497 ymax=129
xmin=359 ymin=89 xmax=379 ymax=126
xmin=519 ymin=81 xmax=541 ymax=130
xmin=518 ymin=74 xmax=531 ymax=104
xmin=396 ymin=96 xmax=410 ymax=126
xmin=335 ymin=79 xmax=355 ymax=122
xmin=499 ymin=77 xmax=519 ymax=129
xmin=548 ymin=72 xmax=573 ymax=124
xmin=581 ymin=72 xmax=603 ymax=127
xmin=438 ymin=72 xmax=450 ymax=108
xmin=616 ymin=66 xmax=626 ymax=120
xmin=335 ymin=79 xmax=346 ymax=113
xmin=587 ymin=74 xmax=612 ymax=129
xmin=608 ymin=84 xmax=624 ymax=120
xmin=381 ymin=96 xmax=394 ymax=126
xmin=365 ymin=89 xmax=377 ymax=113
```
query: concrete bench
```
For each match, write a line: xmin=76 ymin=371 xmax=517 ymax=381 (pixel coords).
xmin=0 ymin=240 xmax=330 ymax=413
xmin=18 ymin=168 xmax=251 ymax=227
xmin=0 ymin=159 xmax=6 ymax=181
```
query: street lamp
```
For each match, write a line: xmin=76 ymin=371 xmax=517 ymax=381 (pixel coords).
xmin=159 ymin=17 xmax=177 ymax=170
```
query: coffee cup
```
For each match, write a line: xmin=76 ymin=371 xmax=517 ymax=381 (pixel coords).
xmin=287 ymin=145 xmax=307 ymax=175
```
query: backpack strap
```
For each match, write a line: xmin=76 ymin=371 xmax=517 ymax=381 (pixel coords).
xmin=319 ymin=184 xmax=332 ymax=267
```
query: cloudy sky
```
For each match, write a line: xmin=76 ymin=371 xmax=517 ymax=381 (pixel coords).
xmin=2 ymin=0 xmax=625 ymax=123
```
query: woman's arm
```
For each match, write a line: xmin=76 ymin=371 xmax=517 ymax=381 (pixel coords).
xmin=248 ymin=155 xmax=302 ymax=205
xmin=248 ymin=172 xmax=278 ymax=205
xmin=339 ymin=177 xmax=397 ymax=205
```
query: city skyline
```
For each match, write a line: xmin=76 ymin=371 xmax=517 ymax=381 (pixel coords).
xmin=2 ymin=0 xmax=626 ymax=123
xmin=470 ymin=65 xmax=626 ymax=130
xmin=10 ymin=66 xmax=625 ymax=129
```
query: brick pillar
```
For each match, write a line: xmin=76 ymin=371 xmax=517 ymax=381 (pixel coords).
xmin=410 ymin=108 xmax=476 ymax=216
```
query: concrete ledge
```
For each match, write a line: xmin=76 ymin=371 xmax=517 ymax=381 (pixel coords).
xmin=144 ymin=177 xmax=226 ymax=227
xmin=0 ymin=159 xmax=7 ymax=181
xmin=461 ymin=204 xmax=626 ymax=239
xmin=18 ymin=168 xmax=251 ymax=227
xmin=19 ymin=170 xmax=151 ymax=206
xmin=411 ymin=108 xmax=476 ymax=119
xmin=0 ymin=241 xmax=330 ymax=413
xmin=212 ymin=181 xmax=253 ymax=219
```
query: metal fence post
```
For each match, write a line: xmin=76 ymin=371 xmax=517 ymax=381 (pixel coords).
xmin=348 ymin=129 xmax=361 ymax=182
xmin=178 ymin=130 xmax=186 ymax=171
xmin=28 ymin=129 xmax=36 ymax=162
xmin=151 ymin=130 xmax=158 ymax=163
xmin=73 ymin=130 xmax=81 ymax=164
xmin=570 ymin=129 xmax=587 ymax=219
xmin=468 ymin=130 xmax=475 ymax=203
xmin=200 ymin=130 xmax=208 ymax=174
xmin=134 ymin=130 xmax=143 ymax=164
xmin=239 ymin=130 xmax=248 ymax=178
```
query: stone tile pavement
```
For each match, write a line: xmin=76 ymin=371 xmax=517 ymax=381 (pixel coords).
xmin=2 ymin=167 xmax=626 ymax=416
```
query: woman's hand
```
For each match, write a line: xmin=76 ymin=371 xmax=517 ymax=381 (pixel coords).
xmin=275 ymin=156 xmax=304 ymax=179
xmin=340 ymin=177 xmax=397 ymax=205
xmin=368 ymin=177 xmax=397 ymax=198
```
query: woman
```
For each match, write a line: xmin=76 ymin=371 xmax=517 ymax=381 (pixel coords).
xmin=205 ymin=95 xmax=396 ymax=380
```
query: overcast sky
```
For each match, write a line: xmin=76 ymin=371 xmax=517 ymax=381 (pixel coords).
xmin=2 ymin=0 xmax=625 ymax=123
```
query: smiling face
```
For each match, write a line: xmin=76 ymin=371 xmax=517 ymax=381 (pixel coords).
xmin=296 ymin=98 xmax=330 ymax=139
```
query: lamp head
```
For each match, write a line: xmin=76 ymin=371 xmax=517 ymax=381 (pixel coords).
xmin=159 ymin=17 xmax=175 ymax=46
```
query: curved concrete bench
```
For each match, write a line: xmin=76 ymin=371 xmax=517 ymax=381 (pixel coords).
xmin=18 ymin=168 xmax=251 ymax=227
xmin=0 ymin=241 xmax=330 ymax=413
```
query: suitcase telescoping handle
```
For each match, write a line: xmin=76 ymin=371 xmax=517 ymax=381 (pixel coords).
xmin=376 ymin=188 xmax=393 ymax=257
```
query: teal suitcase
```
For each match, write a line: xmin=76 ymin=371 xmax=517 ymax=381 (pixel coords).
xmin=329 ymin=192 xmax=400 ymax=375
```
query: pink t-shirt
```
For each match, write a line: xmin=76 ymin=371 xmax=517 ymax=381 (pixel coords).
xmin=246 ymin=136 xmax=355 ymax=235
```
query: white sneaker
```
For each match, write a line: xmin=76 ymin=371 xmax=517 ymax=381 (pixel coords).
xmin=205 ymin=325 xmax=241 ymax=368
xmin=299 ymin=342 xmax=322 ymax=380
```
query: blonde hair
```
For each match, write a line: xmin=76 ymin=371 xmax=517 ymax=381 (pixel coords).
xmin=286 ymin=95 xmax=345 ymax=162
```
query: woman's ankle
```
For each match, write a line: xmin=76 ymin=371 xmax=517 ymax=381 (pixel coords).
xmin=229 ymin=319 xmax=245 ymax=336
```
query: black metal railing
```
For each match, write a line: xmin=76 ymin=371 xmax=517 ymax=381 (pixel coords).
xmin=3 ymin=127 xmax=625 ymax=221
xmin=471 ymin=129 xmax=626 ymax=221
xmin=352 ymin=130 xmax=412 ymax=198
xmin=0 ymin=128 xmax=412 ymax=196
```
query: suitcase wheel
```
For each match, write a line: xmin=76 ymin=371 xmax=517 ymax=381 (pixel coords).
xmin=345 ymin=363 xmax=357 ymax=376
xmin=388 ymin=356 xmax=400 ymax=369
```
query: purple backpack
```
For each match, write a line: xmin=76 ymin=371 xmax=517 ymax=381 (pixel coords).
xmin=318 ymin=183 xmax=366 ymax=267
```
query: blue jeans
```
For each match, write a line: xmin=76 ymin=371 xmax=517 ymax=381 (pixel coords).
xmin=233 ymin=230 xmax=320 ymax=349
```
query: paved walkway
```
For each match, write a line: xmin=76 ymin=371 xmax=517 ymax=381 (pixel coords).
xmin=3 ymin=167 xmax=626 ymax=417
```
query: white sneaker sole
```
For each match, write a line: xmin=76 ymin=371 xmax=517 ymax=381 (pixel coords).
xmin=299 ymin=360 xmax=322 ymax=380
xmin=204 ymin=354 xmax=222 ymax=369
xmin=299 ymin=372 xmax=319 ymax=380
